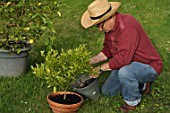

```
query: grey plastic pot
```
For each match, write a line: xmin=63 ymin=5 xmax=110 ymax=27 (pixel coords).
xmin=0 ymin=48 xmax=30 ymax=77
xmin=73 ymin=78 xmax=100 ymax=100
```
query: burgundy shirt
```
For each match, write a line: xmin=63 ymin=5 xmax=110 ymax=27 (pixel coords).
xmin=101 ymin=13 xmax=163 ymax=75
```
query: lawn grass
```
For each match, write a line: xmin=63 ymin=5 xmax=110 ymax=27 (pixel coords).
xmin=0 ymin=0 xmax=170 ymax=113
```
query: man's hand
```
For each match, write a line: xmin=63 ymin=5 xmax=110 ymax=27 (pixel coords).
xmin=90 ymin=52 xmax=107 ymax=64
xmin=90 ymin=66 xmax=100 ymax=78
xmin=90 ymin=63 xmax=111 ymax=78
xmin=90 ymin=74 xmax=99 ymax=78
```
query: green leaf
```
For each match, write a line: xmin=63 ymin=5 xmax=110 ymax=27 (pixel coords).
xmin=40 ymin=16 xmax=47 ymax=24
xmin=47 ymin=85 xmax=51 ymax=88
xmin=53 ymin=86 xmax=57 ymax=92
xmin=17 ymin=49 xmax=21 ymax=54
xmin=57 ymin=11 xmax=62 ymax=17
xmin=46 ymin=45 xmax=52 ymax=51
xmin=32 ymin=14 xmax=39 ymax=19
xmin=5 ymin=2 xmax=11 ymax=7
xmin=48 ymin=22 xmax=56 ymax=33
xmin=40 ymin=50 xmax=45 ymax=57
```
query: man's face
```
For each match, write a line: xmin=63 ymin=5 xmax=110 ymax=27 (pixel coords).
xmin=96 ymin=16 xmax=115 ymax=32
xmin=96 ymin=21 xmax=106 ymax=31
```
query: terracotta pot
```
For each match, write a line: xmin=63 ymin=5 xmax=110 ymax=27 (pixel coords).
xmin=47 ymin=91 xmax=84 ymax=113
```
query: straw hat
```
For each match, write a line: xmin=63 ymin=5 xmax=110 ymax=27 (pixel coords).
xmin=81 ymin=0 xmax=121 ymax=28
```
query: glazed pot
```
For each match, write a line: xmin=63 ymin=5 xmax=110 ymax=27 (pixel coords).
xmin=72 ymin=77 xmax=100 ymax=100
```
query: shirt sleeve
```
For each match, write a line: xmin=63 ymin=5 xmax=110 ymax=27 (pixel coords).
xmin=109 ymin=27 xmax=139 ymax=70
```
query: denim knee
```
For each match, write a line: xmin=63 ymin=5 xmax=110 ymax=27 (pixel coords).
xmin=101 ymin=83 xmax=111 ymax=96
xmin=101 ymin=86 xmax=108 ymax=95
xmin=101 ymin=86 xmax=119 ymax=96
xmin=118 ymin=66 xmax=131 ymax=82
xmin=101 ymin=71 xmax=121 ymax=96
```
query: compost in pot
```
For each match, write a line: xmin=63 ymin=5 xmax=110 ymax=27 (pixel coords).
xmin=49 ymin=94 xmax=82 ymax=105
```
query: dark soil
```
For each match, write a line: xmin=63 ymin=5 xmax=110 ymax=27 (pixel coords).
xmin=49 ymin=94 xmax=82 ymax=105
xmin=75 ymin=78 xmax=95 ymax=88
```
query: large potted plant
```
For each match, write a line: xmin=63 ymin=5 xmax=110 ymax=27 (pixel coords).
xmin=0 ymin=1 xmax=61 ymax=76
xmin=31 ymin=44 xmax=99 ymax=113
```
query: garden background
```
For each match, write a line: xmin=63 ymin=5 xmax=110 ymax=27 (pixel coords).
xmin=0 ymin=0 xmax=170 ymax=113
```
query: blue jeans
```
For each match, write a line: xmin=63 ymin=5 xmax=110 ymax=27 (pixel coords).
xmin=101 ymin=62 xmax=158 ymax=105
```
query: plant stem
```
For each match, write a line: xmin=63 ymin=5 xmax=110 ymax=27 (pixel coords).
xmin=63 ymin=90 xmax=67 ymax=100
xmin=63 ymin=84 xmax=69 ymax=100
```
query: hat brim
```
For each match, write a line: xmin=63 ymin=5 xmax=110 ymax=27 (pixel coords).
xmin=81 ymin=2 xmax=121 ymax=28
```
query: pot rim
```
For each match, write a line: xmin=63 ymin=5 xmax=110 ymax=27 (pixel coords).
xmin=47 ymin=91 xmax=84 ymax=108
xmin=0 ymin=45 xmax=33 ymax=52
xmin=0 ymin=39 xmax=33 ymax=52
xmin=73 ymin=78 xmax=98 ymax=90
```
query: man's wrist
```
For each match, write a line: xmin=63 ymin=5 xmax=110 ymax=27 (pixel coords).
xmin=99 ymin=65 xmax=103 ymax=74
